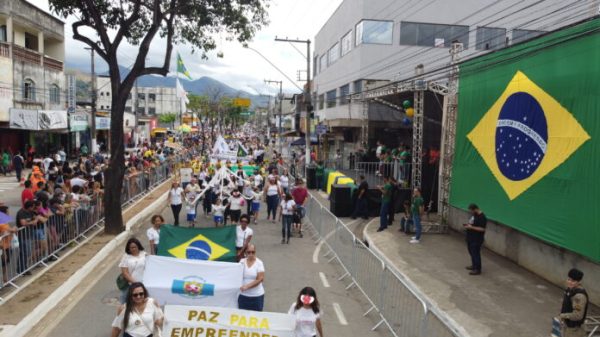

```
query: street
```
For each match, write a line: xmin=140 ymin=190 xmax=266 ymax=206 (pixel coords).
xmin=42 ymin=203 xmax=391 ymax=337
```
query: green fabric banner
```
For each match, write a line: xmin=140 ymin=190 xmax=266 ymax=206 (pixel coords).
xmin=450 ymin=18 xmax=600 ymax=262
xmin=157 ymin=224 xmax=237 ymax=262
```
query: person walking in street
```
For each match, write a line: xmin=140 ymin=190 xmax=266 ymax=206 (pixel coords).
xmin=236 ymin=214 xmax=253 ymax=260
xmin=110 ymin=282 xmax=163 ymax=337
xmin=291 ymin=178 xmax=308 ymax=237
xmin=377 ymin=176 xmax=392 ymax=232
xmin=146 ymin=215 xmax=163 ymax=255
xmin=409 ymin=188 xmax=424 ymax=243
xmin=464 ymin=204 xmax=487 ymax=275
xmin=288 ymin=287 xmax=324 ymax=337
xmin=238 ymin=244 xmax=265 ymax=312
xmin=118 ymin=238 xmax=147 ymax=304
xmin=1 ymin=149 xmax=10 ymax=176
xmin=12 ymin=151 xmax=24 ymax=182
xmin=351 ymin=175 xmax=369 ymax=220
xmin=558 ymin=268 xmax=588 ymax=337
xmin=168 ymin=181 xmax=184 ymax=226
xmin=279 ymin=193 xmax=296 ymax=244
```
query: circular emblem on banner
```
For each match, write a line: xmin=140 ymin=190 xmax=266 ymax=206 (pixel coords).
xmin=186 ymin=240 xmax=212 ymax=260
xmin=495 ymin=92 xmax=548 ymax=181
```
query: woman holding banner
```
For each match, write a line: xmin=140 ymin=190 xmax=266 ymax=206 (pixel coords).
xmin=238 ymin=244 xmax=265 ymax=311
xmin=288 ymin=287 xmax=324 ymax=337
xmin=118 ymin=238 xmax=147 ymax=304
xmin=111 ymin=282 xmax=163 ymax=337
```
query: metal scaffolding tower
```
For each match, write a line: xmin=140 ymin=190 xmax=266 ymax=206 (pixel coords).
xmin=439 ymin=42 xmax=463 ymax=225
xmin=411 ymin=65 xmax=425 ymax=190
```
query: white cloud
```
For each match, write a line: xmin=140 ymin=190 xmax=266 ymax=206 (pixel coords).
xmin=27 ymin=0 xmax=343 ymax=94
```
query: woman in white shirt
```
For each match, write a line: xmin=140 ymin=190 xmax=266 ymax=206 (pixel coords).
xmin=228 ymin=190 xmax=245 ymax=225
xmin=238 ymin=244 xmax=265 ymax=312
xmin=118 ymin=238 xmax=147 ymax=304
xmin=111 ymin=282 xmax=163 ymax=337
xmin=168 ymin=181 xmax=185 ymax=226
xmin=146 ymin=215 xmax=163 ymax=255
xmin=263 ymin=176 xmax=282 ymax=223
xmin=288 ymin=287 xmax=324 ymax=337
xmin=236 ymin=215 xmax=253 ymax=259
xmin=279 ymin=193 xmax=296 ymax=244
xmin=279 ymin=169 xmax=290 ymax=195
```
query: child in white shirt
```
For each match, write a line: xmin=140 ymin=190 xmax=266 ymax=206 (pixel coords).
xmin=212 ymin=199 xmax=226 ymax=227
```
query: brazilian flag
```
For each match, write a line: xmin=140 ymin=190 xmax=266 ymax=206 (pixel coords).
xmin=157 ymin=225 xmax=237 ymax=262
xmin=176 ymin=53 xmax=192 ymax=80
xmin=451 ymin=18 xmax=600 ymax=262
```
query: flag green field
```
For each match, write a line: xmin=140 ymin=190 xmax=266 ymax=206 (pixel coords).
xmin=157 ymin=225 xmax=237 ymax=262
xmin=450 ymin=18 xmax=600 ymax=262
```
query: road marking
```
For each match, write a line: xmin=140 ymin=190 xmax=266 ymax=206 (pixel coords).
xmin=312 ymin=219 xmax=359 ymax=264
xmin=319 ymin=272 xmax=330 ymax=288
xmin=332 ymin=302 xmax=348 ymax=325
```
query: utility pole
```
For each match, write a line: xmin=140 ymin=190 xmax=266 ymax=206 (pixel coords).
xmin=85 ymin=47 xmax=97 ymax=154
xmin=133 ymin=79 xmax=139 ymax=147
xmin=265 ymin=79 xmax=283 ymax=155
xmin=274 ymin=37 xmax=311 ymax=175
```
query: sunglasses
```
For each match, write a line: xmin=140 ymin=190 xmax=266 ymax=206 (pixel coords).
xmin=246 ymin=251 xmax=256 ymax=254
xmin=132 ymin=292 xmax=145 ymax=298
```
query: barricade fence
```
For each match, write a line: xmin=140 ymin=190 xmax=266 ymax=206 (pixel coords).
xmin=0 ymin=154 xmax=186 ymax=296
xmin=305 ymin=196 xmax=464 ymax=337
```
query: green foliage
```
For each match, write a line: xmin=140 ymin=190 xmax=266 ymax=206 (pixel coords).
xmin=158 ymin=113 xmax=178 ymax=125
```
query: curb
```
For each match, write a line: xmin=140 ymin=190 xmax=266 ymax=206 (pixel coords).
xmin=362 ymin=220 xmax=472 ymax=337
xmin=2 ymin=181 xmax=170 ymax=337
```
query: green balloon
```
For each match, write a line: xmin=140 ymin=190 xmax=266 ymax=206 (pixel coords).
xmin=403 ymin=100 xmax=412 ymax=108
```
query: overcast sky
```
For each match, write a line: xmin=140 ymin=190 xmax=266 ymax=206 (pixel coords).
xmin=28 ymin=0 xmax=343 ymax=95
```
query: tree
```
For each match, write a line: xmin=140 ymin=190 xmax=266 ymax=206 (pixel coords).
xmin=50 ymin=0 xmax=269 ymax=234
xmin=158 ymin=112 xmax=178 ymax=129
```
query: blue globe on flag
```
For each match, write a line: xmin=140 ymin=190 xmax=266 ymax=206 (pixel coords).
xmin=186 ymin=240 xmax=212 ymax=260
xmin=495 ymin=92 xmax=548 ymax=181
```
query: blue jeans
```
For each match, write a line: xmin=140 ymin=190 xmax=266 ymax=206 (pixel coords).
xmin=266 ymin=195 xmax=279 ymax=220
xmin=400 ymin=217 xmax=413 ymax=233
xmin=282 ymin=214 xmax=293 ymax=239
xmin=379 ymin=202 xmax=390 ymax=230
xmin=413 ymin=214 xmax=422 ymax=240
xmin=238 ymin=294 xmax=264 ymax=311
xmin=467 ymin=240 xmax=483 ymax=271
xmin=316 ymin=176 xmax=323 ymax=191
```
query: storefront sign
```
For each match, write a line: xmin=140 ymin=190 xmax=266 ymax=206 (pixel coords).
xmin=39 ymin=110 xmax=68 ymax=130
xmin=9 ymin=108 xmax=38 ymax=130
xmin=70 ymin=114 xmax=89 ymax=132
xmin=96 ymin=117 xmax=111 ymax=130
xmin=162 ymin=305 xmax=295 ymax=337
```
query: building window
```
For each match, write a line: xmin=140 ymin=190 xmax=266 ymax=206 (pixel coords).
xmin=24 ymin=33 xmax=38 ymax=51
xmin=341 ymin=31 xmax=352 ymax=56
xmin=356 ymin=20 xmax=393 ymax=45
xmin=326 ymin=90 xmax=336 ymax=108
xmin=23 ymin=79 xmax=35 ymax=101
xmin=339 ymin=84 xmax=350 ymax=105
xmin=149 ymin=93 xmax=156 ymax=103
xmin=400 ymin=22 xmax=469 ymax=48
xmin=100 ymin=92 xmax=104 ymax=96
xmin=49 ymin=84 xmax=60 ymax=104
xmin=319 ymin=54 xmax=326 ymax=73
xmin=512 ymin=29 xmax=544 ymax=44
xmin=136 ymin=106 xmax=145 ymax=114
xmin=353 ymin=80 xmax=363 ymax=94
xmin=0 ymin=25 xmax=6 ymax=42
xmin=313 ymin=56 xmax=318 ymax=76
xmin=328 ymin=42 xmax=340 ymax=65
xmin=106 ymin=91 xmax=110 ymax=97
xmin=148 ymin=107 xmax=156 ymax=115
xmin=318 ymin=94 xmax=324 ymax=110
xmin=138 ymin=93 xmax=145 ymax=100
xmin=476 ymin=27 xmax=506 ymax=50
xmin=100 ymin=105 xmax=104 ymax=110
xmin=125 ymin=106 xmax=132 ymax=113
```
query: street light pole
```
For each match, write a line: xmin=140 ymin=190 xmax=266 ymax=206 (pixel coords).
xmin=274 ymin=37 xmax=312 ymax=176
xmin=85 ymin=47 xmax=97 ymax=154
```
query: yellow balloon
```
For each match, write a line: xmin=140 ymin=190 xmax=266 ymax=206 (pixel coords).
xmin=406 ymin=107 xmax=414 ymax=118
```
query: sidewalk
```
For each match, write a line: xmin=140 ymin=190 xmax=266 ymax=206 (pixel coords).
xmin=310 ymin=189 xmax=597 ymax=337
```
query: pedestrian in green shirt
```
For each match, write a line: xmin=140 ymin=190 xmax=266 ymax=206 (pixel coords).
xmin=377 ymin=176 xmax=392 ymax=232
xmin=315 ymin=161 xmax=324 ymax=191
xmin=1 ymin=150 xmax=10 ymax=176
xmin=410 ymin=188 xmax=424 ymax=243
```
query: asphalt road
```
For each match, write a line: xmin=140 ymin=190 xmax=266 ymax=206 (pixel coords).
xmin=43 ymin=200 xmax=393 ymax=337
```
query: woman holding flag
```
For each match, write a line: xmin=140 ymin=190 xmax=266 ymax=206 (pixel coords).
xmin=238 ymin=244 xmax=265 ymax=311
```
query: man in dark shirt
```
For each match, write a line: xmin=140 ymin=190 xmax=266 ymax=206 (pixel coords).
xmin=16 ymin=200 xmax=38 ymax=274
xmin=351 ymin=175 xmax=369 ymax=220
xmin=464 ymin=203 xmax=487 ymax=275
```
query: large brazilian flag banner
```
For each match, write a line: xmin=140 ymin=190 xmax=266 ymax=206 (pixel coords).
xmin=451 ymin=18 xmax=600 ymax=262
xmin=157 ymin=225 xmax=237 ymax=262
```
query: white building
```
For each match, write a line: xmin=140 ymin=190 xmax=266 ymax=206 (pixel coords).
xmin=313 ymin=0 xmax=594 ymax=151
xmin=0 ymin=0 xmax=67 ymax=154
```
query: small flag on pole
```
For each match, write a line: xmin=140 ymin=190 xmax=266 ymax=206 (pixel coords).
xmin=176 ymin=53 xmax=192 ymax=80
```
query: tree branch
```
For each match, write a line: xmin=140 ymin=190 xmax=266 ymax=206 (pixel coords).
xmin=72 ymin=21 xmax=107 ymax=60
xmin=111 ymin=0 xmax=142 ymax=54
xmin=82 ymin=0 xmax=112 ymax=53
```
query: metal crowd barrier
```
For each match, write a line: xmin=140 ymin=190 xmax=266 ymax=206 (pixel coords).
xmin=0 ymin=157 xmax=180 ymax=296
xmin=305 ymin=196 xmax=464 ymax=337
xmin=339 ymin=161 xmax=412 ymax=187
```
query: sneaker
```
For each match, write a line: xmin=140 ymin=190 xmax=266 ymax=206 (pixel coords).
xmin=465 ymin=266 xmax=474 ymax=270
xmin=376 ymin=227 xmax=386 ymax=232
xmin=469 ymin=270 xmax=481 ymax=275
xmin=411 ymin=236 xmax=417 ymax=240
xmin=409 ymin=239 xmax=420 ymax=244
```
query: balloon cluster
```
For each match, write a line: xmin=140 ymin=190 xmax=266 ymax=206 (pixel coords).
xmin=403 ymin=100 xmax=413 ymax=126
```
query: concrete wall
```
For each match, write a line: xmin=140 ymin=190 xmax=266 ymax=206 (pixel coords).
xmin=13 ymin=61 xmax=66 ymax=110
xmin=0 ymin=57 xmax=13 ymax=121
xmin=448 ymin=206 xmax=600 ymax=306
xmin=0 ymin=0 xmax=64 ymax=41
